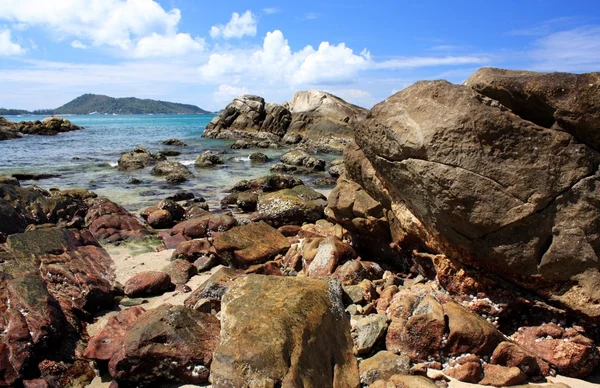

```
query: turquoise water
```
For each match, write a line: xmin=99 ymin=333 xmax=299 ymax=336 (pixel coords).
xmin=0 ymin=115 xmax=334 ymax=212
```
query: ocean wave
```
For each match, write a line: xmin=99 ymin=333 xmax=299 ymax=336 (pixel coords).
xmin=108 ymin=161 xmax=118 ymax=167
xmin=180 ymin=160 xmax=195 ymax=166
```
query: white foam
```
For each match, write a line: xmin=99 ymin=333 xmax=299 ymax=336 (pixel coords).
xmin=108 ymin=161 xmax=118 ymax=167
xmin=180 ymin=160 xmax=195 ymax=166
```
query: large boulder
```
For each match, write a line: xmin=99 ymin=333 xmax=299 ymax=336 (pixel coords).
xmin=85 ymin=197 xmax=149 ymax=243
xmin=117 ymin=146 xmax=164 ymax=171
xmin=107 ymin=304 xmax=220 ymax=385
xmin=352 ymin=76 xmax=600 ymax=319
xmin=256 ymin=184 xmax=327 ymax=227
xmin=210 ymin=275 xmax=360 ymax=387
xmin=465 ymin=68 xmax=600 ymax=151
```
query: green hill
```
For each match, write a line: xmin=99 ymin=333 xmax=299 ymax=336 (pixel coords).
xmin=52 ymin=94 xmax=209 ymax=115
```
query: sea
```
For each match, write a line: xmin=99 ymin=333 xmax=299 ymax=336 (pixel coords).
xmin=0 ymin=114 xmax=337 ymax=212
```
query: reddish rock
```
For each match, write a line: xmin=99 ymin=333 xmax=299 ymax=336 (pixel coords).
xmin=193 ymin=255 xmax=219 ymax=272
xmin=445 ymin=361 xmax=482 ymax=383
xmin=305 ymin=236 xmax=358 ymax=278
xmin=479 ymin=364 xmax=526 ymax=386
xmin=162 ymin=259 xmax=197 ymax=285
xmin=278 ymin=225 xmax=302 ymax=237
xmin=184 ymin=267 xmax=242 ymax=310
xmin=23 ymin=379 xmax=49 ymax=388
xmin=171 ymin=213 xmax=237 ymax=239
xmin=108 ymin=304 xmax=220 ymax=385
xmin=123 ymin=271 xmax=173 ymax=297
xmin=147 ymin=209 xmax=172 ymax=229
xmin=245 ymin=260 xmax=283 ymax=276
xmin=212 ymin=221 xmax=290 ymax=268
xmin=159 ymin=231 xmax=189 ymax=249
xmin=83 ymin=307 xmax=146 ymax=361
xmin=511 ymin=323 xmax=600 ymax=377
xmin=491 ymin=341 xmax=551 ymax=378
xmin=333 ymin=259 xmax=383 ymax=285
xmin=171 ymin=238 xmax=217 ymax=262
xmin=86 ymin=198 xmax=149 ymax=243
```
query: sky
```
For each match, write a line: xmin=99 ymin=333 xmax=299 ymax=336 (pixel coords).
xmin=0 ymin=0 xmax=599 ymax=111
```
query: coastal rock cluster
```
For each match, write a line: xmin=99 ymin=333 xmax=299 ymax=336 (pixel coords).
xmin=1 ymin=67 xmax=599 ymax=387
xmin=203 ymin=90 xmax=368 ymax=153
xmin=0 ymin=116 xmax=81 ymax=140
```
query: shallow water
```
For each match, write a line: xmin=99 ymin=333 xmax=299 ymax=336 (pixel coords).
xmin=0 ymin=114 xmax=337 ymax=212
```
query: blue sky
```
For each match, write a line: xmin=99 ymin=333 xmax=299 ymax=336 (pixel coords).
xmin=0 ymin=0 xmax=599 ymax=111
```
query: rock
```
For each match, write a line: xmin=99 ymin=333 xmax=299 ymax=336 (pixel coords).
xmin=210 ymin=275 xmax=360 ymax=387
xmin=165 ymin=191 xmax=195 ymax=201
xmin=479 ymin=364 xmax=525 ymax=386
xmin=282 ymin=132 xmax=302 ymax=144
xmin=314 ymin=177 xmax=337 ymax=186
xmin=141 ymin=199 xmax=184 ymax=222
xmin=352 ymin=76 xmax=600 ymax=319
xmin=212 ymin=221 xmax=290 ymax=268
xmin=3 ymin=116 xmax=81 ymax=138
xmin=491 ymin=341 xmax=551 ymax=378
xmin=11 ymin=173 xmax=60 ymax=181
xmin=117 ymin=146 xmax=163 ymax=171
xmin=147 ymin=209 xmax=172 ymax=229
xmin=281 ymin=149 xmax=326 ymax=171
xmin=83 ymin=307 xmax=146 ymax=361
xmin=195 ymin=151 xmax=224 ymax=167
xmin=230 ymin=174 xmax=303 ymax=193
xmin=305 ymin=236 xmax=358 ymax=278
xmin=369 ymin=375 xmax=438 ymax=388
xmin=329 ymin=159 xmax=345 ymax=177
xmin=158 ymin=149 xmax=180 ymax=157
xmin=359 ymin=351 xmax=411 ymax=386
xmin=171 ymin=212 xmax=237 ymax=239
xmin=256 ymin=184 xmax=327 ymax=227
xmin=184 ymin=267 xmax=241 ymax=310
xmin=249 ymin=152 xmax=270 ymax=163
xmin=162 ymin=259 xmax=197 ymax=285
xmin=151 ymin=160 xmax=193 ymax=177
xmin=465 ymin=68 xmax=600 ymax=150
xmin=0 ymin=227 xmax=115 ymax=385
xmin=270 ymin=162 xmax=309 ymax=174
xmin=85 ymin=197 xmax=149 ymax=243
xmin=445 ymin=361 xmax=482 ymax=383
xmin=166 ymin=172 xmax=188 ymax=183
xmin=0 ymin=176 xmax=19 ymax=186
xmin=194 ymin=256 xmax=219 ymax=272
xmin=510 ymin=323 xmax=600 ymax=377
xmin=236 ymin=191 xmax=258 ymax=212
xmin=334 ymin=260 xmax=383 ymax=286
xmin=278 ymin=224 xmax=302 ymax=236
xmin=162 ymin=138 xmax=187 ymax=146
xmin=108 ymin=304 xmax=220 ymax=385
xmin=123 ymin=271 xmax=173 ymax=297
xmin=352 ymin=314 xmax=388 ymax=355
xmin=172 ymin=238 xmax=217 ymax=262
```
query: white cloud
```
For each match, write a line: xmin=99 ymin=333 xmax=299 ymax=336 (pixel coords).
xmin=200 ymin=30 xmax=371 ymax=86
xmin=0 ymin=29 xmax=25 ymax=55
xmin=210 ymin=11 xmax=257 ymax=40
xmin=0 ymin=0 xmax=203 ymax=57
xmin=263 ymin=8 xmax=280 ymax=15
xmin=531 ymin=26 xmax=600 ymax=72
xmin=374 ymin=56 xmax=489 ymax=69
xmin=71 ymin=40 xmax=87 ymax=49
xmin=131 ymin=33 xmax=204 ymax=58
xmin=214 ymin=84 xmax=250 ymax=104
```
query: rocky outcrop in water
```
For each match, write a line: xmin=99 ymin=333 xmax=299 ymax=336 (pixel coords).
xmin=204 ymin=91 xmax=368 ymax=153
xmin=0 ymin=116 xmax=81 ymax=141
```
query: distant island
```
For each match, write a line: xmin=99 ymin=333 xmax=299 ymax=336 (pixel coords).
xmin=0 ymin=94 xmax=210 ymax=115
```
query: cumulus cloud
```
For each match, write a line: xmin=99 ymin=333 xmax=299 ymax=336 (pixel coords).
xmin=132 ymin=33 xmax=205 ymax=58
xmin=71 ymin=40 xmax=87 ymax=49
xmin=210 ymin=11 xmax=257 ymax=40
xmin=0 ymin=29 xmax=25 ymax=55
xmin=200 ymin=30 xmax=371 ymax=86
xmin=531 ymin=26 xmax=600 ymax=72
xmin=0 ymin=0 xmax=204 ymax=57
xmin=214 ymin=84 xmax=250 ymax=104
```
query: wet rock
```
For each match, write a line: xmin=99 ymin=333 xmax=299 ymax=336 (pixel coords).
xmin=236 ymin=191 xmax=258 ymax=212
xmin=195 ymin=151 xmax=224 ymax=167
xmin=165 ymin=172 xmax=188 ymax=183
xmin=314 ymin=177 xmax=337 ymax=186
xmin=510 ymin=323 xmax=600 ymax=377
xmin=249 ymin=152 xmax=269 ymax=163
xmin=352 ymin=314 xmax=388 ymax=355
xmin=281 ymin=149 xmax=326 ymax=171
xmin=479 ymin=364 xmax=525 ymax=386
xmin=108 ymin=304 xmax=220 ymax=385
xmin=256 ymin=184 xmax=327 ymax=227
xmin=282 ymin=132 xmax=302 ymax=144
xmin=0 ymin=176 xmax=19 ymax=186
xmin=210 ymin=275 xmax=359 ymax=387
xmin=162 ymin=138 xmax=187 ymax=147
xmin=328 ymin=158 xmax=345 ymax=177
xmin=172 ymin=238 xmax=217 ymax=262
xmin=123 ymin=271 xmax=173 ymax=297
xmin=117 ymin=146 xmax=164 ymax=171
xmin=141 ymin=199 xmax=184 ymax=222
xmin=86 ymin=197 xmax=149 ymax=243
xmin=165 ymin=191 xmax=195 ymax=201
xmin=158 ymin=149 xmax=180 ymax=157
xmin=162 ymin=259 xmax=197 ymax=285
xmin=212 ymin=221 xmax=290 ymax=268
xmin=359 ymin=351 xmax=411 ymax=386
xmin=147 ymin=209 xmax=172 ymax=229
xmin=230 ymin=174 xmax=303 ymax=193
xmin=171 ymin=212 xmax=237 ymax=239
xmin=151 ymin=160 xmax=193 ymax=177
xmin=83 ymin=307 xmax=146 ymax=361
xmin=12 ymin=173 xmax=60 ymax=181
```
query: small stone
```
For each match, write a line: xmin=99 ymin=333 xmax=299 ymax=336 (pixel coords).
xmin=124 ymin=271 xmax=173 ymax=297
xmin=359 ymin=351 xmax=411 ymax=386
xmin=479 ymin=364 xmax=526 ymax=386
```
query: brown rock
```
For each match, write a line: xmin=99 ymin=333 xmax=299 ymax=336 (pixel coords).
xmin=147 ymin=209 xmax=172 ymax=229
xmin=83 ymin=307 xmax=146 ymax=361
xmin=359 ymin=351 xmax=411 ymax=386
xmin=86 ymin=197 xmax=149 ymax=243
xmin=210 ymin=275 xmax=360 ymax=388
xmin=162 ymin=259 xmax=197 ymax=285
xmin=171 ymin=238 xmax=217 ymax=261
xmin=369 ymin=374 xmax=438 ymax=388
xmin=491 ymin=341 xmax=551 ymax=378
xmin=306 ymin=236 xmax=358 ymax=278
xmin=479 ymin=364 xmax=526 ymax=386
xmin=108 ymin=304 xmax=220 ymax=385
xmin=184 ymin=267 xmax=241 ymax=310
xmin=123 ymin=271 xmax=173 ymax=297
xmin=171 ymin=212 xmax=237 ymax=239
xmin=256 ymin=184 xmax=328 ymax=227
xmin=212 ymin=221 xmax=290 ymax=268
xmin=445 ymin=361 xmax=482 ymax=383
